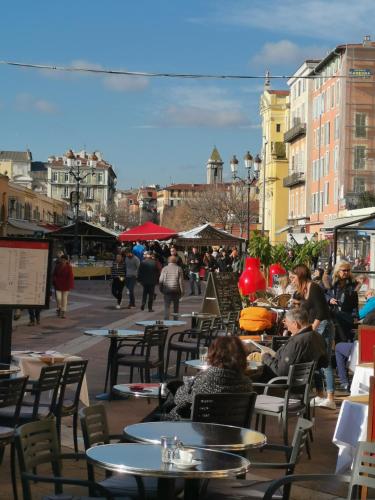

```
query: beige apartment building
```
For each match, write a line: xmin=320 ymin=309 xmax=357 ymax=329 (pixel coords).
xmin=284 ymin=60 xmax=319 ymax=242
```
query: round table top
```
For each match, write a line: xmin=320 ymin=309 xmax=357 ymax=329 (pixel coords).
xmin=84 ymin=329 xmax=144 ymax=338
xmin=135 ymin=320 xmax=187 ymax=327
xmin=123 ymin=421 xmax=266 ymax=451
xmin=86 ymin=443 xmax=249 ymax=479
xmin=184 ymin=359 xmax=262 ymax=372
xmin=113 ymin=383 xmax=160 ymax=399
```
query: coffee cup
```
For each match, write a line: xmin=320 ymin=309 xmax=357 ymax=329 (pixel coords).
xmin=178 ymin=449 xmax=194 ymax=463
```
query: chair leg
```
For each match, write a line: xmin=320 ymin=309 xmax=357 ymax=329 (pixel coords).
xmin=175 ymin=351 xmax=182 ymax=378
xmin=140 ymin=369 xmax=144 ymax=383
xmin=282 ymin=417 xmax=288 ymax=446
xmin=145 ymin=369 xmax=150 ymax=383
xmin=73 ymin=412 xmax=78 ymax=453
xmin=165 ymin=347 xmax=171 ymax=377
xmin=261 ymin=415 xmax=267 ymax=435
xmin=10 ymin=442 xmax=18 ymax=500
xmin=129 ymin=367 xmax=134 ymax=383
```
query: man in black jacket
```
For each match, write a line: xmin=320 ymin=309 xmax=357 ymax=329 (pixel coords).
xmin=138 ymin=251 xmax=160 ymax=312
xmin=261 ymin=307 xmax=328 ymax=379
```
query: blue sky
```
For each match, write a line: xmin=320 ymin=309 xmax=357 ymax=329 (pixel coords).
xmin=1 ymin=0 xmax=373 ymax=188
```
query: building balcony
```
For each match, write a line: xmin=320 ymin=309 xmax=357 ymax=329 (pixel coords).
xmin=283 ymin=171 xmax=305 ymax=188
xmin=284 ymin=122 xmax=306 ymax=143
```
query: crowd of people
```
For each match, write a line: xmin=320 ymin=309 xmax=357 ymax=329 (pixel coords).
xmin=108 ymin=242 xmax=243 ymax=319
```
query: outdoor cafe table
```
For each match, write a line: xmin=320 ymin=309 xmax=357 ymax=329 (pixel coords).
xmin=86 ymin=442 xmax=250 ymax=500
xmin=123 ymin=421 xmax=267 ymax=452
xmin=113 ymin=383 xmax=161 ymax=399
xmin=135 ymin=320 xmax=187 ymax=328
xmin=12 ymin=350 xmax=89 ymax=406
xmin=179 ymin=312 xmax=216 ymax=329
xmin=84 ymin=329 xmax=144 ymax=399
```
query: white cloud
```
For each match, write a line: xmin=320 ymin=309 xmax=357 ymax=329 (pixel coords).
xmin=15 ymin=93 xmax=57 ymax=113
xmin=251 ymin=40 xmax=326 ymax=68
xmin=40 ymin=59 xmax=149 ymax=92
xmin=216 ymin=0 xmax=375 ymax=41
xmin=159 ymin=86 xmax=250 ymax=128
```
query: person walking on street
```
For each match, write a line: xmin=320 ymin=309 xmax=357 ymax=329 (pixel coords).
xmin=125 ymin=249 xmax=140 ymax=308
xmin=188 ymin=247 xmax=202 ymax=295
xmin=159 ymin=256 xmax=184 ymax=319
xmin=52 ymin=254 xmax=74 ymax=318
xmin=27 ymin=308 xmax=41 ymax=326
xmin=138 ymin=251 xmax=160 ymax=312
xmin=111 ymin=254 xmax=126 ymax=309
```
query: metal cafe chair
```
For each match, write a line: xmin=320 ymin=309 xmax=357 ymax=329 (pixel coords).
xmin=114 ymin=326 xmax=168 ymax=383
xmin=0 ymin=376 xmax=28 ymax=500
xmin=15 ymin=418 xmax=111 ymax=500
xmin=263 ymin=440 xmax=375 ymax=500
xmin=253 ymin=361 xmax=315 ymax=446
xmin=201 ymin=417 xmax=313 ymax=500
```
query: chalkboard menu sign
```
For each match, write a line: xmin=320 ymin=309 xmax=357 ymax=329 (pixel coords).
xmin=201 ymin=272 xmax=242 ymax=317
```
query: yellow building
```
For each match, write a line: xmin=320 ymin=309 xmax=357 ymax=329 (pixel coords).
xmin=259 ymin=87 xmax=290 ymax=243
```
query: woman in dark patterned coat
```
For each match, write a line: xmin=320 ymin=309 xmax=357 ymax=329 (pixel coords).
xmin=165 ymin=336 xmax=253 ymax=420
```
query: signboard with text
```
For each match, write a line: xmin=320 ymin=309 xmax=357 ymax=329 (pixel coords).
xmin=349 ymin=68 xmax=372 ymax=78
xmin=0 ymin=238 xmax=52 ymax=308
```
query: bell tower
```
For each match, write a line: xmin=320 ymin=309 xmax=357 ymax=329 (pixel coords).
xmin=206 ymin=147 xmax=223 ymax=184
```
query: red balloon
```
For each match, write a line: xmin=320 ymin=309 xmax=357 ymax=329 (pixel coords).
xmin=238 ymin=257 xmax=266 ymax=296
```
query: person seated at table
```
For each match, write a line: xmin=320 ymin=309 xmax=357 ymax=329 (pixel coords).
xmin=335 ymin=289 xmax=375 ymax=392
xmin=249 ymin=307 xmax=328 ymax=381
xmin=164 ymin=337 xmax=253 ymax=421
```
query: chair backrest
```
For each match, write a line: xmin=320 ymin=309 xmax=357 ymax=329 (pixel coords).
xmin=16 ymin=419 xmax=62 ymax=500
xmin=191 ymin=392 xmax=257 ymax=428
xmin=0 ymin=376 xmax=28 ymax=423
xmin=56 ymin=359 xmax=88 ymax=415
xmin=144 ymin=327 xmax=168 ymax=360
xmin=79 ymin=404 xmax=110 ymax=448
xmin=30 ymin=364 xmax=65 ymax=419
xmin=348 ymin=441 xmax=375 ymax=499
xmin=358 ymin=325 xmax=375 ymax=364
xmin=271 ymin=336 xmax=289 ymax=352
xmin=287 ymin=362 xmax=316 ymax=407
xmin=210 ymin=316 xmax=224 ymax=339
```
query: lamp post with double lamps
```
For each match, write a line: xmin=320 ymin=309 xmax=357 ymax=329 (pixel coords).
xmin=66 ymin=150 xmax=96 ymax=256
xmin=230 ymin=152 xmax=261 ymax=246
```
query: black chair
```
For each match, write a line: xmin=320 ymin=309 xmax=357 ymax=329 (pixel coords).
xmin=0 ymin=364 xmax=64 ymax=425
xmin=165 ymin=319 xmax=212 ymax=378
xmin=201 ymin=417 xmax=313 ymax=500
xmin=253 ymin=361 xmax=315 ymax=446
xmin=271 ymin=336 xmax=289 ymax=352
xmin=0 ymin=376 xmax=28 ymax=500
xmin=54 ymin=359 xmax=88 ymax=453
xmin=114 ymin=327 xmax=168 ymax=383
xmin=209 ymin=316 xmax=226 ymax=340
xmin=223 ymin=310 xmax=241 ymax=336
xmin=80 ymin=404 xmax=181 ymax=499
xmin=15 ymin=418 xmax=111 ymax=500
xmin=192 ymin=392 xmax=257 ymax=428
xmin=263 ymin=440 xmax=375 ymax=500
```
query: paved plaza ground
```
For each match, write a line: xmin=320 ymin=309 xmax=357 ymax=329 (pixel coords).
xmin=0 ymin=279 xmax=348 ymax=499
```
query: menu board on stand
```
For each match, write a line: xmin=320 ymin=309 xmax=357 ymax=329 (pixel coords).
xmin=201 ymin=272 xmax=242 ymax=317
xmin=0 ymin=238 xmax=53 ymax=363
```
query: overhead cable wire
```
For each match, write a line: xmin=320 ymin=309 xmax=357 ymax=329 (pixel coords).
xmin=0 ymin=59 xmax=357 ymax=80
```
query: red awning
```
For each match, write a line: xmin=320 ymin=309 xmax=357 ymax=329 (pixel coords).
xmin=118 ymin=221 xmax=177 ymax=242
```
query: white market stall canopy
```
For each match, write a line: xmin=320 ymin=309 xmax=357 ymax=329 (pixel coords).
xmin=175 ymin=223 xmax=245 ymax=247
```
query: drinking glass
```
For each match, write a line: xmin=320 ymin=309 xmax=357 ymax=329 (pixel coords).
xmin=199 ymin=346 xmax=208 ymax=363
xmin=160 ymin=436 xmax=178 ymax=464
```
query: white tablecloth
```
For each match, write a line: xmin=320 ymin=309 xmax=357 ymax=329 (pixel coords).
xmin=350 ymin=364 xmax=373 ymax=396
xmin=333 ymin=399 xmax=368 ymax=473
xmin=12 ymin=351 xmax=89 ymax=406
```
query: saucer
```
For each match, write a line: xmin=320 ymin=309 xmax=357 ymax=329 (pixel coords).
xmin=173 ymin=459 xmax=200 ymax=469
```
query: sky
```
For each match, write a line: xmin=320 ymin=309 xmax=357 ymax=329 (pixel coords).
xmin=1 ymin=0 xmax=374 ymax=188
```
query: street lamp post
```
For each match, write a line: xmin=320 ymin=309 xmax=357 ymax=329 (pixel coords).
xmin=67 ymin=151 xmax=95 ymax=256
xmin=230 ymin=152 xmax=260 ymax=245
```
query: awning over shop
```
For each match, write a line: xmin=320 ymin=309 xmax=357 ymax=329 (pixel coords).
xmin=49 ymin=221 xmax=119 ymax=239
xmin=175 ymin=223 xmax=245 ymax=247
xmin=275 ymin=225 xmax=293 ymax=235
xmin=118 ymin=221 xmax=177 ymax=242
xmin=6 ymin=219 xmax=51 ymax=236
xmin=321 ymin=213 xmax=375 ymax=231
